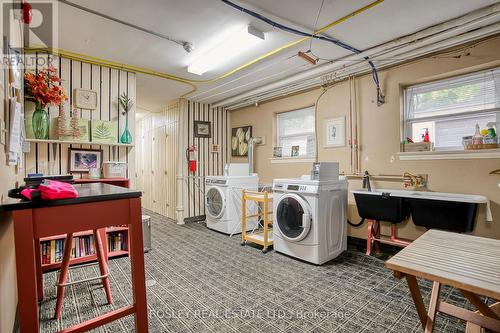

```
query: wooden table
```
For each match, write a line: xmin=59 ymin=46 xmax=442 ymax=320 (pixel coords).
xmin=0 ymin=183 xmax=148 ymax=332
xmin=385 ymin=230 xmax=500 ymax=333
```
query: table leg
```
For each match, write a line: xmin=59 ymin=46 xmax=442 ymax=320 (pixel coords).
xmin=465 ymin=301 xmax=500 ymax=333
xmin=366 ymin=220 xmax=373 ymax=255
xmin=373 ymin=220 xmax=381 ymax=254
xmin=425 ymin=282 xmax=441 ymax=333
xmin=129 ymin=198 xmax=149 ymax=332
xmin=34 ymin=237 xmax=44 ymax=301
xmin=55 ymin=233 xmax=74 ymax=319
xmin=460 ymin=290 xmax=500 ymax=320
xmin=405 ymin=275 xmax=428 ymax=328
xmin=13 ymin=209 xmax=39 ymax=333
xmin=94 ymin=229 xmax=112 ymax=304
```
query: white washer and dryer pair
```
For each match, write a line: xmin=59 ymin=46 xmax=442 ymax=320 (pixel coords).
xmin=205 ymin=164 xmax=259 ymax=235
xmin=272 ymin=163 xmax=348 ymax=265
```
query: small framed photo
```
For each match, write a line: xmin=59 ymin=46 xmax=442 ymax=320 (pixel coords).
xmin=273 ymin=147 xmax=282 ymax=158
xmin=291 ymin=145 xmax=300 ymax=157
xmin=324 ymin=116 xmax=346 ymax=148
xmin=194 ymin=121 xmax=211 ymax=138
xmin=210 ymin=144 xmax=220 ymax=153
xmin=68 ymin=148 xmax=102 ymax=173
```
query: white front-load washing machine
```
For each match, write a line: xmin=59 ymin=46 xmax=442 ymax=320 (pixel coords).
xmin=272 ymin=176 xmax=348 ymax=264
xmin=205 ymin=173 xmax=259 ymax=235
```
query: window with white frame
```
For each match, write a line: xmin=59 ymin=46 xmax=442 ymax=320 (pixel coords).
xmin=404 ymin=67 xmax=500 ymax=151
xmin=276 ymin=107 xmax=316 ymax=157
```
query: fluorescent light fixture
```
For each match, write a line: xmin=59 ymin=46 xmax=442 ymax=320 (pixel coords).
xmin=187 ymin=26 xmax=265 ymax=76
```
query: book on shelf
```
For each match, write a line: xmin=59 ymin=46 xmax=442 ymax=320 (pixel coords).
xmin=40 ymin=235 xmax=96 ymax=265
xmin=108 ymin=232 xmax=127 ymax=252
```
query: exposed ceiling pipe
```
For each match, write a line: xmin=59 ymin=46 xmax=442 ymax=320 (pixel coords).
xmin=221 ymin=0 xmax=385 ymax=105
xmin=223 ymin=22 xmax=500 ymax=110
xmin=211 ymin=3 xmax=500 ymax=108
xmin=57 ymin=0 xmax=194 ymax=52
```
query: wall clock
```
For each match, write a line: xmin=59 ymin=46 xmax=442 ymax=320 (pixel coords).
xmin=74 ymin=88 xmax=98 ymax=110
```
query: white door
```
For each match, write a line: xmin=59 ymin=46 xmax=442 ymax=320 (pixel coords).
xmin=275 ymin=193 xmax=312 ymax=241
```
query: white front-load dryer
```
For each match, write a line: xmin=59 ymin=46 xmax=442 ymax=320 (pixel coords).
xmin=272 ymin=177 xmax=348 ymax=264
xmin=205 ymin=175 xmax=259 ymax=235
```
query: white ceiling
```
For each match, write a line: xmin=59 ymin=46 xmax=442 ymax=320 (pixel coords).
xmin=54 ymin=0 xmax=500 ymax=112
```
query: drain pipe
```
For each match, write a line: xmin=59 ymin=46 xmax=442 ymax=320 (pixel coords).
xmin=248 ymin=137 xmax=262 ymax=175
xmin=212 ymin=3 xmax=500 ymax=108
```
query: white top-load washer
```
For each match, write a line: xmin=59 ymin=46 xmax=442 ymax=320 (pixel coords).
xmin=205 ymin=164 xmax=259 ymax=235
xmin=272 ymin=163 xmax=348 ymax=264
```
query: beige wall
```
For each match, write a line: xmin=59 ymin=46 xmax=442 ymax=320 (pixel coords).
xmin=0 ymin=164 xmax=20 ymax=333
xmin=230 ymin=37 xmax=500 ymax=241
xmin=0 ymin=2 xmax=22 ymax=329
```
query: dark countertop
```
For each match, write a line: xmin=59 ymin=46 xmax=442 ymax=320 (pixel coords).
xmin=0 ymin=183 xmax=142 ymax=212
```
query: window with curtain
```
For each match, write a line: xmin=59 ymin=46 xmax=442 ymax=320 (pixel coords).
xmin=277 ymin=107 xmax=316 ymax=157
xmin=404 ymin=67 xmax=500 ymax=151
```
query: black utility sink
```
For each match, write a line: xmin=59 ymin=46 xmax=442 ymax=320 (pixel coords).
xmin=351 ymin=189 xmax=489 ymax=232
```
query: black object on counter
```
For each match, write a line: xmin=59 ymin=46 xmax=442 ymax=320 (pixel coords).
xmin=24 ymin=175 xmax=74 ymax=187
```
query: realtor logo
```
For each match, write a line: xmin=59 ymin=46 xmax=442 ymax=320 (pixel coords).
xmin=1 ymin=0 xmax=58 ymax=69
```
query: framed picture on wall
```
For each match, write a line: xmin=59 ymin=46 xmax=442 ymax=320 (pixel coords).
xmin=324 ymin=117 xmax=346 ymax=148
xmin=194 ymin=121 xmax=211 ymax=138
xmin=68 ymin=148 xmax=103 ymax=173
xmin=231 ymin=125 xmax=252 ymax=157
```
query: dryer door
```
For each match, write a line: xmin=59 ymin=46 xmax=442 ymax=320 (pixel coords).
xmin=275 ymin=193 xmax=312 ymax=241
xmin=206 ymin=187 xmax=226 ymax=219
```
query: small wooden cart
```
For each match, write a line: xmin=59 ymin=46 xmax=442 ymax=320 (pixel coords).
xmin=241 ymin=190 xmax=273 ymax=253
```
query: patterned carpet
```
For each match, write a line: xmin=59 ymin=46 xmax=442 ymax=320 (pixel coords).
xmin=39 ymin=210 xmax=473 ymax=332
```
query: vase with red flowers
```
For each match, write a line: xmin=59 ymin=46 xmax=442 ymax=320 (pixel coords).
xmin=25 ymin=67 xmax=68 ymax=139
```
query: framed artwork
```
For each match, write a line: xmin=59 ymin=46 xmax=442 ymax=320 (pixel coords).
xmin=273 ymin=147 xmax=282 ymax=158
xmin=194 ymin=121 xmax=211 ymax=138
xmin=231 ymin=125 xmax=252 ymax=157
xmin=74 ymin=88 xmax=98 ymax=110
xmin=324 ymin=117 xmax=346 ymax=147
xmin=68 ymin=148 xmax=102 ymax=173
xmin=91 ymin=120 xmax=117 ymax=144
xmin=291 ymin=145 xmax=300 ymax=157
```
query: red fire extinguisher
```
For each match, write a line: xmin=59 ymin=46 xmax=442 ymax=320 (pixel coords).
xmin=186 ymin=145 xmax=197 ymax=174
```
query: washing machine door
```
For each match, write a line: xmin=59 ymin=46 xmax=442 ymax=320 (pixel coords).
xmin=206 ymin=187 xmax=226 ymax=219
xmin=275 ymin=193 xmax=312 ymax=241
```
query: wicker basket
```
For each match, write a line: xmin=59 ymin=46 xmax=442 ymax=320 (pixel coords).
xmin=465 ymin=143 xmax=500 ymax=150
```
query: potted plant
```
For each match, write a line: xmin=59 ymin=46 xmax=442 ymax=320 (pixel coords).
xmin=25 ymin=67 xmax=68 ymax=139
xmin=119 ymin=92 xmax=134 ymax=144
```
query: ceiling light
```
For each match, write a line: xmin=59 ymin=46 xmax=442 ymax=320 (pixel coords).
xmin=187 ymin=26 xmax=265 ymax=76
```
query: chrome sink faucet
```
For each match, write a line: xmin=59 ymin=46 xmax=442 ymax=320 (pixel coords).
xmin=362 ymin=171 xmax=372 ymax=192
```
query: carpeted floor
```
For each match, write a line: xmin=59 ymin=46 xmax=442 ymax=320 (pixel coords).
xmin=39 ymin=210 xmax=473 ymax=332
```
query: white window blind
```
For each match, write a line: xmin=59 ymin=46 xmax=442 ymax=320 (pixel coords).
xmin=277 ymin=107 xmax=316 ymax=157
xmin=404 ymin=67 xmax=500 ymax=150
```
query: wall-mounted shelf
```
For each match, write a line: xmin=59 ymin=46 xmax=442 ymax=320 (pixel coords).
xmin=25 ymin=138 xmax=134 ymax=147
xmin=398 ymin=149 xmax=500 ymax=161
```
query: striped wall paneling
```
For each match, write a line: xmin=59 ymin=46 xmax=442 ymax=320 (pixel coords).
xmin=185 ymin=100 xmax=229 ymax=219
xmin=23 ymin=53 xmax=136 ymax=182
xmin=135 ymin=100 xmax=229 ymax=222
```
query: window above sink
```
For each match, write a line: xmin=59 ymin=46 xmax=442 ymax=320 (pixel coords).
xmin=402 ymin=67 xmax=500 ymax=154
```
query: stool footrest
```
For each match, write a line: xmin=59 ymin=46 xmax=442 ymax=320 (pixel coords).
xmin=57 ymin=271 xmax=109 ymax=287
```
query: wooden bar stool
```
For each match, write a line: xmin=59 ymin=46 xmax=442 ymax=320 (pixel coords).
xmin=54 ymin=229 xmax=112 ymax=319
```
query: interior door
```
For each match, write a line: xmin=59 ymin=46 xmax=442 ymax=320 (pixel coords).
xmin=276 ymin=194 xmax=312 ymax=241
